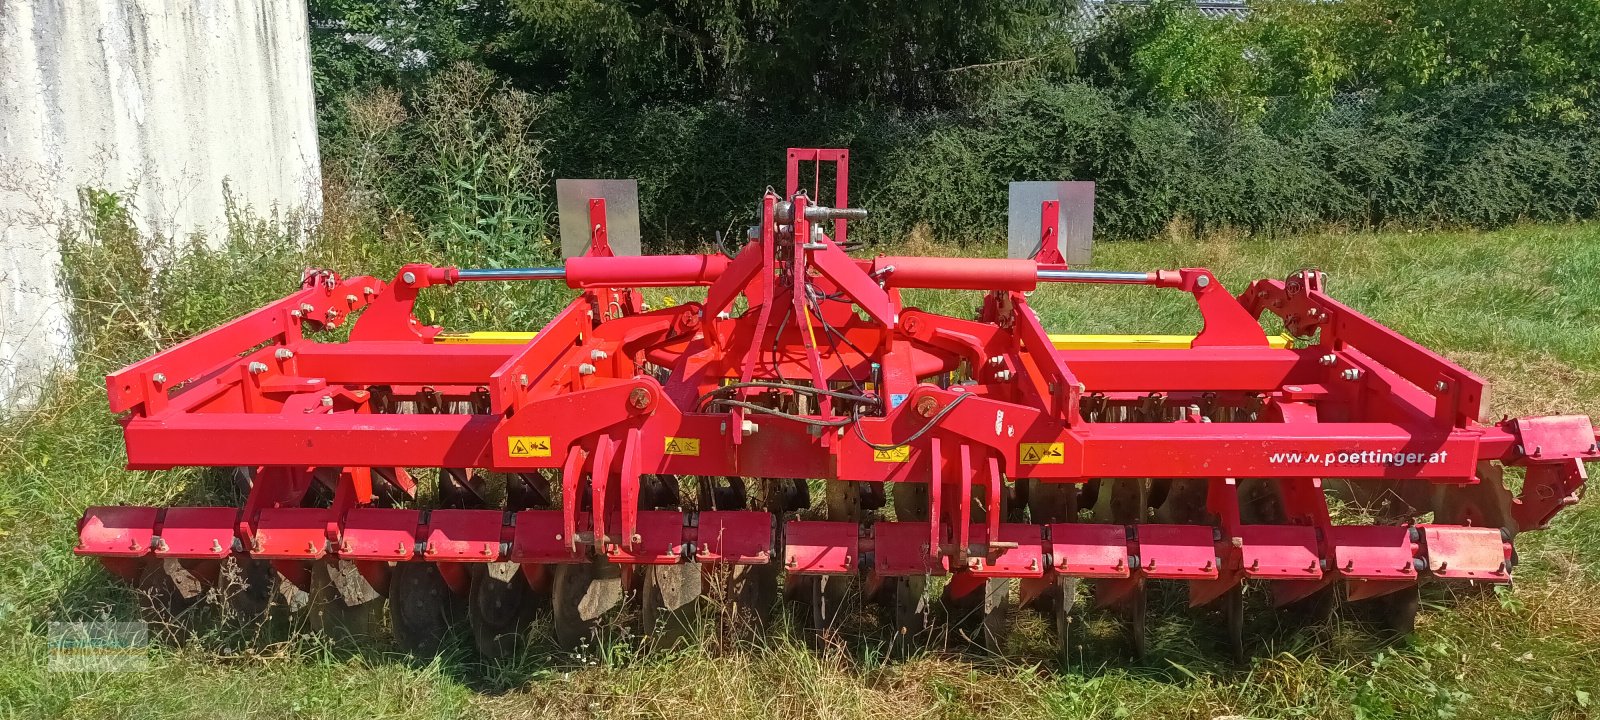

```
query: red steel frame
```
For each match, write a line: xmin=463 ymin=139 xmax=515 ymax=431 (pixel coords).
xmin=79 ymin=148 xmax=1597 ymax=613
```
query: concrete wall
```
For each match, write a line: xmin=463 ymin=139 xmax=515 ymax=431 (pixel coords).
xmin=0 ymin=0 xmax=320 ymax=403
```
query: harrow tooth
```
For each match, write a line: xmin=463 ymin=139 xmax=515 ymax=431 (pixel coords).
xmin=1363 ymin=582 xmax=1422 ymax=637
xmin=1220 ymin=584 xmax=1247 ymax=663
xmin=640 ymin=563 xmax=701 ymax=650
xmin=215 ymin=555 xmax=282 ymax=621
xmin=977 ymin=578 xmax=1015 ymax=653
xmin=78 ymin=146 xmax=1594 ymax=662
xmin=388 ymin=562 xmax=463 ymax=656
xmin=468 ymin=561 xmax=538 ymax=659
xmin=551 ymin=557 xmax=625 ymax=652
xmin=890 ymin=576 xmax=932 ymax=645
xmin=136 ymin=558 xmax=213 ymax=643
xmin=718 ymin=563 xmax=777 ymax=648
xmin=306 ymin=558 xmax=384 ymax=641
xmin=1052 ymin=576 xmax=1081 ymax=660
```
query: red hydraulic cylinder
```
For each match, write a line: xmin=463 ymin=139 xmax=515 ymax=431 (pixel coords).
xmin=874 ymin=256 xmax=1039 ymax=291
xmin=565 ymin=254 xmax=730 ymax=289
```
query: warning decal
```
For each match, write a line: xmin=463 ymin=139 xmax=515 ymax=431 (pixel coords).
xmin=508 ymin=436 xmax=552 ymax=458
xmin=664 ymin=437 xmax=701 ymax=456
xmin=873 ymin=446 xmax=911 ymax=463
xmin=1020 ymin=442 xmax=1064 ymax=465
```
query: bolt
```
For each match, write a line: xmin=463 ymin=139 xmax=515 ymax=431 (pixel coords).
xmin=345 ymin=294 xmax=358 ymax=304
xmin=325 ymin=308 xmax=338 ymax=319
xmin=1435 ymin=561 xmax=1448 ymax=572
xmin=628 ymin=387 xmax=650 ymax=409
xmin=1435 ymin=380 xmax=1449 ymax=392
xmin=590 ymin=349 xmax=608 ymax=361
xmin=363 ymin=286 xmax=375 ymax=296
xmin=151 ymin=372 xmax=167 ymax=385
xmin=1195 ymin=275 xmax=1211 ymax=289
xmin=275 ymin=348 xmax=294 ymax=360
xmin=1341 ymin=368 xmax=1363 ymax=381
xmin=994 ymin=369 xmax=1013 ymax=381
xmin=915 ymin=396 xmax=938 ymax=418
xmin=247 ymin=361 xmax=268 ymax=374
xmin=741 ymin=419 xmax=759 ymax=436
xmin=518 ymin=373 xmax=530 ymax=388
xmin=988 ymin=355 xmax=1005 ymax=366
xmin=320 ymin=396 xmax=333 ymax=407
xmin=307 ymin=540 xmax=320 ymax=553
xmin=211 ymin=538 xmax=223 ymax=553
xmin=290 ymin=310 xmax=302 ymax=318
xmin=483 ymin=543 xmax=495 ymax=556
xmin=402 ymin=271 xmax=417 ymax=284
xmin=151 ymin=537 xmax=166 ymax=552
xmin=397 ymin=541 xmax=408 ymax=555
xmin=578 ymin=363 xmax=597 ymax=375
xmin=1319 ymin=353 xmax=1337 ymax=366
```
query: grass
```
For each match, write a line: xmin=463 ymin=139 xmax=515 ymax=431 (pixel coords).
xmin=3 ymin=222 xmax=1600 ymax=719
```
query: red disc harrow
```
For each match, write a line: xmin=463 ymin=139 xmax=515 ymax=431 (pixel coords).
xmin=78 ymin=148 xmax=1597 ymax=658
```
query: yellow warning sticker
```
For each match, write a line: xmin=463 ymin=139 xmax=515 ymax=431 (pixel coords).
xmin=873 ymin=446 xmax=911 ymax=463
xmin=664 ymin=437 xmax=701 ymax=456
xmin=508 ymin=436 xmax=552 ymax=458
xmin=1020 ymin=442 xmax=1065 ymax=465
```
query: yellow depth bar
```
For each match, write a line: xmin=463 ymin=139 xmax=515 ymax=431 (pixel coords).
xmin=436 ymin=331 xmax=1294 ymax=349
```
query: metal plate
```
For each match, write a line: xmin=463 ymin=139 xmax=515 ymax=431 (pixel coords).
xmin=1329 ymin=525 xmax=1416 ymax=580
xmin=1135 ymin=524 xmax=1219 ymax=580
xmin=784 ymin=520 xmax=860 ymax=575
xmin=1047 ymin=523 xmax=1130 ymax=578
xmin=509 ymin=510 xmax=587 ymax=563
xmin=252 ymin=508 xmax=331 ymax=559
xmin=1238 ymin=524 xmax=1322 ymax=579
xmin=608 ymin=510 xmax=685 ymax=564
xmin=697 ymin=510 xmax=772 ymax=563
xmin=155 ymin=507 xmax=237 ymax=558
xmin=966 ymin=523 xmax=1045 ymax=578
xmin=1008 ymin=181 xmax=1094 ymax=265
xmin=557 ymin=179 xmax=641 ymax=258
xmin=1510 ymin=415 xmax=1598 ymax=460
xmin=340 ymin=507 xmax=419 ymax=560
xmin=870 ymin=521 xmax=944 ymax=576
xmin=77 ymin=506 xmax=158 ymax=557
xmin=1421 ymin=525 xmax=1510 ymax=580
xmin=422 ymin=509 xmax=505 ymax=561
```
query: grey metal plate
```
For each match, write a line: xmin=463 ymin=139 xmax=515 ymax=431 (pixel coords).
xmin=1008 ymin=181 xmax=1095 ymax=265
xmin=557 ymin=179 xmax=641 ymax=258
